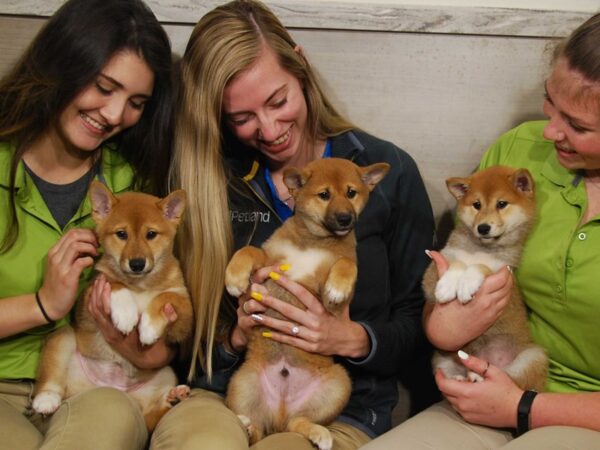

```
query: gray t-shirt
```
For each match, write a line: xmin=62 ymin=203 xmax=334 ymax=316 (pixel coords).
xmin=24 ymin=161 xmax=99 ymax=230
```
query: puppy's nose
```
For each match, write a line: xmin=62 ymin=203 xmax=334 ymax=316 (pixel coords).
xmin=335 ymin=213 xmax=353 ymax=228
xmin=129 ymin=258 xmax=146 ymax=273
xmin=477 ymin=224 xmax=491 ymax=236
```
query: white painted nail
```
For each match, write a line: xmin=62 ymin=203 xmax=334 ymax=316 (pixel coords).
xmin=251 ymin=314 xmax=263 ymax=322
xmin=425 ymin=250 xmax=433 ymax=259
xmin=506 ymin=265 xmax=513 ymax=274
xmin=458 ymin=350 xmax=469 ymax=360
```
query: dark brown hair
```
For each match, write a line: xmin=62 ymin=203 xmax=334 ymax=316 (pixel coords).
xmin=0 ymin=0 xmax=175 ymax=252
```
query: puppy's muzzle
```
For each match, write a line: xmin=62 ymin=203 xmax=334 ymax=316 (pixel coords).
xmin=326 ymin=212 xmax=356 ymax=236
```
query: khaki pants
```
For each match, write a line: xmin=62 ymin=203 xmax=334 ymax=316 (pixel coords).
xmin=0 ymin=380 xmax=147 ymax=450
xmin=361 ymin=400 xmax=600 ymax=450
xmin=150 ymin=388 xmax=371 ymax=450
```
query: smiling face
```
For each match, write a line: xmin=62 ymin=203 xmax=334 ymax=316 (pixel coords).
xmin=55 ymin=50 xmax=154 ymax=153
xmin=222 ymin=45 xmax=309 ymax=165
xmin=543 ymin=58 xmax=600 ymax=173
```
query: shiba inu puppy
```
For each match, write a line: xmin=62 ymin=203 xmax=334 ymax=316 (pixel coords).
xmin=32 ymin=181 xmax=194 ymax=431
xmin=225 ymin=158 xmax=389 ymax=450
xmin=423 ymin=165 xmax=547 ymax=391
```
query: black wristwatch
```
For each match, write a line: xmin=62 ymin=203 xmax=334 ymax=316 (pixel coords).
xmin=516 ymin=390 xmax=538 ymax=436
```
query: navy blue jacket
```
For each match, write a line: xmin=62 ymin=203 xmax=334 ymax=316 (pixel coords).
xmin=190 ymin=130 xmax=435 ymax=437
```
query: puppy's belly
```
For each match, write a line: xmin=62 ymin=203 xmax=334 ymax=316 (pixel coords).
xmin=468 ymin=335 xmax=520 ymax=369
xmin=259 ymin=357 xmax=322 ymax=414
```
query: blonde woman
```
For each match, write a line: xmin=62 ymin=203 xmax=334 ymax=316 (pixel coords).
xmin=152 ymin=1 xmax=435 ymax=448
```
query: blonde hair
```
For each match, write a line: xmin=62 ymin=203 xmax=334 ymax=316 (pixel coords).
xmin=171 ymin=0 xmax=354 ymax=380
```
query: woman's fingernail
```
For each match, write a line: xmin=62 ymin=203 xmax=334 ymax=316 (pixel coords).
xmin=251 ymin=314 xmax=263 ymax=322
xmin=250 ymin=292 xmax=263 ymax=301
xmin=458 ymin=350 xmax=469 ymax=360
xmin=262 ymin=331 xmax=272 ymax=338
xmin=425 ymin=250 xmax=433 ymax=259
xmin=279 ymin=264 xmax=291 ymax=272
xmin=506 ymin=265 xmax=513 ymax=274
xmin=269 ymin=271 xmax=280 ymax=280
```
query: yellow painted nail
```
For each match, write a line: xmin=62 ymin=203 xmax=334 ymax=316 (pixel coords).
xmin=250 ymin=291 xmax=263 ymax=301
xmin=262 ymin=332 xmax=273 ymax=338
xmin=279 ymin=264 xmax=291 ymax=272
xmin=269 ymin=271 xmax=281 ymax=280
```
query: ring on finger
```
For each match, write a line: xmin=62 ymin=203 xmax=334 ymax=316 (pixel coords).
xmin=291 ymin=325 xmax=300 ymax=336
xmin=242 ymin=302 xmax=251 ymax=315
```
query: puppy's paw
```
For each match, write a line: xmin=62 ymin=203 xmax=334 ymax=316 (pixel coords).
xmin=167 ymin=385 xmax=190 ymax=406
xmin=467 ymin=371 xmax=484 ymax=383
xmin=456 ymin=268 xmax=485 ymax=303
xmin=32 ymin=391 xmax=62 ymax=415
xmin=323 ymin=280 xmax=352 ymax=307
xmin=138 ymin=312 xmax=167 ymax=345
xmin=435 ymin=270 xmax=463 ymax=303
xmin=238 ymin=414 xmax=260 ymax=443
xmin=307 ymin=424 xmax=333 ymax=450
xmin=225 ymin=270 xmax=251 ymax=298
xmin=110 ymin=289 xmax=139 ymax=334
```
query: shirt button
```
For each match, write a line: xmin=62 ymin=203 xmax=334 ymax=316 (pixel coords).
xmin=556 ymin=284 xmax=562 ymax=292
xmin=578 ymin=232 xmax=587 ymax=240
xmin=566 ymin=259 xmax=573 ymax=267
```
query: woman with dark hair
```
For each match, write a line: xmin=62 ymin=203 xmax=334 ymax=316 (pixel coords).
xmin=0 ymin=0 xmax=176 ymax=449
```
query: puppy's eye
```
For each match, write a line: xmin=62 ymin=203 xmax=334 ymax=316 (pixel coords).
xmin=347 ymin=188 xmax=357 ymax=199
xmin=473 ymin=201 xmax=481 ymax=210
xmin=115 ymin=230 xmax=128 ymax=240
xmin=318 ymin=190 xmax=330 ymax=201
xmin=497 ymin=200 xmax=508 ymax=209
xmin=146 ymin=230 xmax=158 ymax=240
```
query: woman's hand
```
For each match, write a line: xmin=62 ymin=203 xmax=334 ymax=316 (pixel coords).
xmin=436 ymin=351 xmax=522 ymax=428
xmin=88 ymin=275 xmax=177 ymax=369
xmin=39 ymin=229 xmax=99 ymax=320
xmin=234 ymin=266 xmax=369 ymax=358
xmin=424 ymin=250 xmax=513 ymax=351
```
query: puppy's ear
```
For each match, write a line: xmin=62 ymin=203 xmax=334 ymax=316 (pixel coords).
xmin=89 ymin=180 xmax=116 ymax=223
xmin=283 ymin=167 xmax=310 ymax=195
xmin=159 ymin=190 xmax=187 ymax=224
xmin=360 ymin=163 xmax=390 ymax=191
xmin=511 ymin=169 xmax=535 ymax=197
xmin=446 ymin=177 xmax=470 ymax=200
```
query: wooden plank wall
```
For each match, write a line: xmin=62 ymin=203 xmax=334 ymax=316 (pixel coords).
xmin=0 ymin=3 xmax=583 ymax=241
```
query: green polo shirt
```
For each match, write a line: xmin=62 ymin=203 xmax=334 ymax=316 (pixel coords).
xmin=0 ymin=141 xmax=134 ymax=380
xmin=479 ymin=121 xmax=600 ymax=393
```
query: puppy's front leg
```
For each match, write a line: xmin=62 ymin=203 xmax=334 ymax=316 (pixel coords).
xmin=110 ymin=287 xmax=139 ymax=334
xmin=33 ymin=325 xmax=76 ymax=415
xmin=322 ymin=257 xmax=357 ymax=312
xmin=139 ymin=290 xmax=193 ymax=345
xmin=225 ymin=246 xmax=268 ymax=297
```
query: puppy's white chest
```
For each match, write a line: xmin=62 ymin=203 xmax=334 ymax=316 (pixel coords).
xmin=269 ymin=241 xmax=332 ymax=282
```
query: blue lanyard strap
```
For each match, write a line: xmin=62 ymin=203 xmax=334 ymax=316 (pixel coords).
xmin=264 ymin=138 xmax=331 ymax=221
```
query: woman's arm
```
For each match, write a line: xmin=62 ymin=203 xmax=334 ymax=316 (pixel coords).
xmin=0 ymin=229 xmax=98 ymax=338
xmin=423 ymin=251 xmax=514 ymax=351
xmin=87 ymin=275 xmax=177 ymax=369
xmin=438 ymin=351 xmax=600 ymax=432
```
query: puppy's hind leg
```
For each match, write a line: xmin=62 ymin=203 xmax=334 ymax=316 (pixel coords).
xmin=504 ymin=345 xmax=548 ymax=392
xmin=225 ymin=363 xmax=267 ymax=445
xmin=32 ymin=325 xmax=77 ymax=415
xmin=288 ymin=417 xmax=332 ymax=450
xmin=287 ymin=364 xmax=351 ymax=450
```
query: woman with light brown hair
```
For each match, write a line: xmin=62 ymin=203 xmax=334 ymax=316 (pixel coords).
xmin=152 ymin=0 xmax=435 ymax=449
